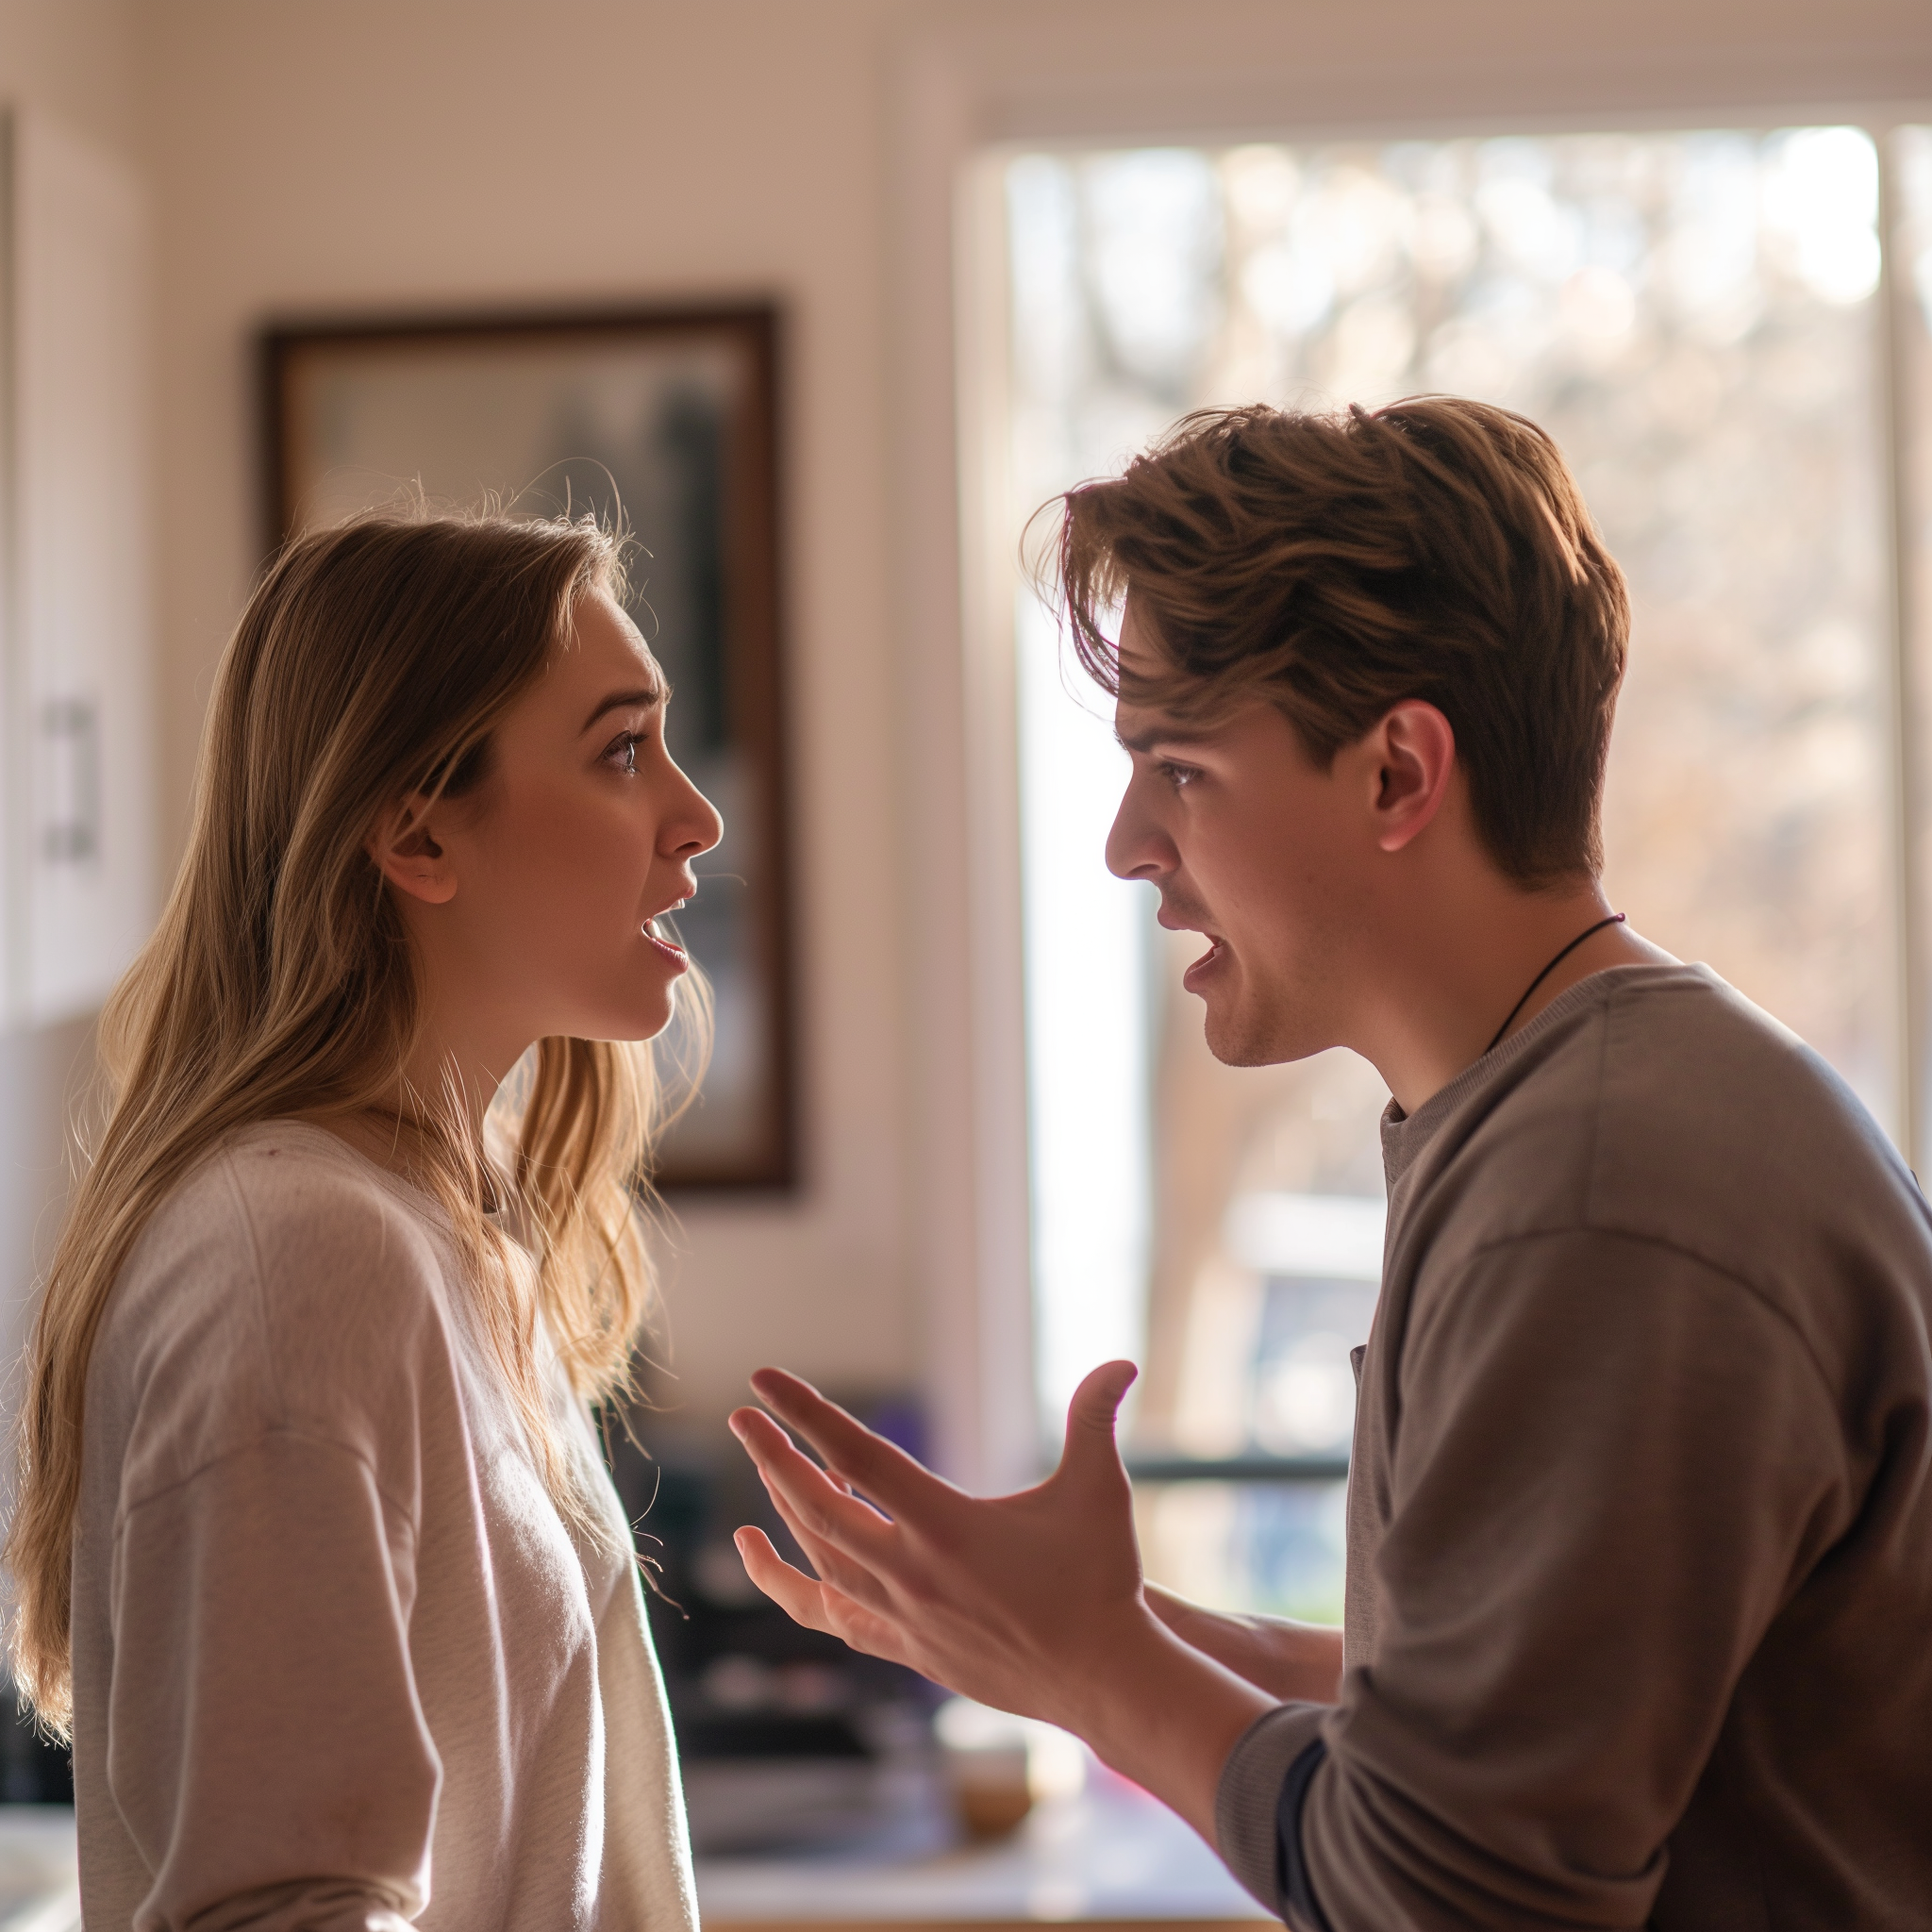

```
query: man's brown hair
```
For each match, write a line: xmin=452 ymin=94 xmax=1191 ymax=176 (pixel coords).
xmin=1049 ymin=396 xmax=1629 ymax=884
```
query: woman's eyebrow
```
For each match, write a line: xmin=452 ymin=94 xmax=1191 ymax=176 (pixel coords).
xmin=580 ymin=682 xmax=669 ymax=734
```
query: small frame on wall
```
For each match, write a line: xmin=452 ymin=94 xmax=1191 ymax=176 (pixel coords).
xmin=260 ymin=304 xmax=794 ymax=1191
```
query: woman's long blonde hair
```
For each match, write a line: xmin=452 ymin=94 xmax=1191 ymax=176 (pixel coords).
xmin=7 ymin=508 xmax=697 ymax=1732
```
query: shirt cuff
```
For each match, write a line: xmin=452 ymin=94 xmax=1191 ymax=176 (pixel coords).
xmin=1213 ymin=1701 xmax=1330 ymax=1922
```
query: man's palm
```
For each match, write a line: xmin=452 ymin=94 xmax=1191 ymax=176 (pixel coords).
xmin=730 ymin=1360 xmax=1146 ymax=1728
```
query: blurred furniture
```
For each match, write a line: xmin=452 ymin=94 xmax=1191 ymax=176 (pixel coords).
xmin=0 ymin=108 xmax=157 ymax=1025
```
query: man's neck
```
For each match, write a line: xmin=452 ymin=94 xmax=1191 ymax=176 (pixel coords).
xmin=1354 ymin=877 xmax=1677 ymax=1115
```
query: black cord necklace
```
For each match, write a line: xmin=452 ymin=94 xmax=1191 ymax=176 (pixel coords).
xmin=1482 ymin=912 xmax=1626 ymax=1057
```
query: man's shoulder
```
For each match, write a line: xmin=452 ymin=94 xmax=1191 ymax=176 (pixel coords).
xmin=1580 ymin=965 xmax=1909 ymax=1242
xmin=1415 ymin=964 xmax=1932 ymax=1344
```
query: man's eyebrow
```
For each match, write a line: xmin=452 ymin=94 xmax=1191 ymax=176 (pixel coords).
xmin=1114 ymin=719 xmax=1216 ymax=755
xmin=580 ymin=683 xmax=668 ymax=733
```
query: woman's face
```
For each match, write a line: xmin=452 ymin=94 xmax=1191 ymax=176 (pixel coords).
xmin=374 ymin=588 xmax=724 ymax=1068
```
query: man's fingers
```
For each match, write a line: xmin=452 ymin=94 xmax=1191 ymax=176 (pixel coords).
xmin=733 ymin=1529 xmax=916 ymax=1670
xmin=755 ymin=1470 xmax=899 ymax=1615
xmin=732 ymin=1527 xmax=841 ymax=1635
xmin=728 ymin=1406 xmax=895 ymax=1556
xmin=748 ymin=1368 xmax=955 ymax=1516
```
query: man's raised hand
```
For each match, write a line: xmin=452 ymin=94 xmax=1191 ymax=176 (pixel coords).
xmin=727 ymin=1360 xmax=1147 ymax=1732
xmin=727 ymin=1359 xmax=1278 ymax=1845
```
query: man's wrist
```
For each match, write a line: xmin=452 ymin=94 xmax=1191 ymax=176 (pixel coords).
xmin=1043 ymin=1605 xmax=1277 ymax=1842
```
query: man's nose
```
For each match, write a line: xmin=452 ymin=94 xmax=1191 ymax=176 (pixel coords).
xmin=1105 ymin=782 xmax=1170 ymax=883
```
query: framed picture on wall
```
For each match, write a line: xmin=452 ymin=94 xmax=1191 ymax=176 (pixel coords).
xmin=260 ymin=304 xmax=794 ymax=1191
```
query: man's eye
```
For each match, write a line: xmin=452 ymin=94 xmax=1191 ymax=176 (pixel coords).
xmin=605 ymin=732 xmax=641 ymax=774
xmin=1158 ymin=759 xmax=1202 ymax=790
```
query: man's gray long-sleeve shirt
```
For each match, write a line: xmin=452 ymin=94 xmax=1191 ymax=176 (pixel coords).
xmin=1216 ymin=964 xmax=1932 ymax=1930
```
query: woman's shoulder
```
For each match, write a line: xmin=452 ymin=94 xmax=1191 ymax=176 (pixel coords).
xmin=130 ymin=1119 xmax=454 ymax=1310
xmin=210 ymin=1115 xmax=450 ymax=1246
xmin=96 ymin=1121 xmax=466 ymax=1512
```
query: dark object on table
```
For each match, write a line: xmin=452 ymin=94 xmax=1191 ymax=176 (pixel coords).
xmin=0 ymin=1688 xmax=72 ymax=1805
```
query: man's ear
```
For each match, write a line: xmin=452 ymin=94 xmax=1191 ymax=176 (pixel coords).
xmin=366 ymin=796 xmax=458 ymax=906
xmin=1367 ymin=701 xmax=1457 ymax=854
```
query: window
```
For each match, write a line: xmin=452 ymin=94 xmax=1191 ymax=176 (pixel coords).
xmin=991 ymin=122 xmax=1932 ymax=1617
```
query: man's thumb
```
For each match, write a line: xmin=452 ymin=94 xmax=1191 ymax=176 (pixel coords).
xmin=1060 ymin=1359 xmax=1139 ymax=1472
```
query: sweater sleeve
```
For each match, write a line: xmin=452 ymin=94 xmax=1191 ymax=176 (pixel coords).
xmin=1292 ymin=1229 xmax=1848 ymax=1931
xmin=1215 ymin=1703 xmax=1329 ymax=1923
xmin=107 ymin=1429 xmax=440 ymax=1932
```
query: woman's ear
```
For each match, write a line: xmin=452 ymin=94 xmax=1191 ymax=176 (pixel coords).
xmin=1369 ymin=700 xmax=1457 ymax=854
xmin=366 ymin=796 xmax=458 ymax=906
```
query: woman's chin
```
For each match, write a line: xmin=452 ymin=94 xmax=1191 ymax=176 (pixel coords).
xmin=557 ymin=992 xmax=679 ymax=1046
xmin=548 ymin=957 xmax=691 ymax=1045
xmin=629 ymin=985 xmax=685 ymax=1043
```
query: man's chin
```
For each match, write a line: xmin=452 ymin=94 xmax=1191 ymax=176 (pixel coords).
xmin=1201 ymin=998 xmax=1283 ymax=1070
xmin=1199 ymin=987 xmax=1320 ymax=1070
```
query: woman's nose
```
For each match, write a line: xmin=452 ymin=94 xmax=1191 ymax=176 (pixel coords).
xmin=670 ymin=769 xmax=724 ymax=859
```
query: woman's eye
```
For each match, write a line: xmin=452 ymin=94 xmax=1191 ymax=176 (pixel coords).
xmin=605 ymin=732 xmax=641 ymax=775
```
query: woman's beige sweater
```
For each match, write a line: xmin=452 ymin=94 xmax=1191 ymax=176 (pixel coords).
xmin=70 ymin=1121 xmax=698 ymax=1932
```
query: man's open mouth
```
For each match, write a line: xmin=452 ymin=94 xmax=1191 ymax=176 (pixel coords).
xmin=1182 ymin=935 xmax=1226 ymax=988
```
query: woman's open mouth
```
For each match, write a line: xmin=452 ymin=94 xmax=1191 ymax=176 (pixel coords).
xmin=644 ymin=904 xmax=690 ymax=967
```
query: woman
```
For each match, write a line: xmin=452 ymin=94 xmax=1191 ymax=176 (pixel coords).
xmin=6 ymin=509 xmax=720 ymax=1928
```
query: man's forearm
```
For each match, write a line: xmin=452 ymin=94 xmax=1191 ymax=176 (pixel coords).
xmin=1050 ymin=1610 xmax=1278 ymax=1845
xmin=1146 ymin=1586 xmax=1344 ymax=1704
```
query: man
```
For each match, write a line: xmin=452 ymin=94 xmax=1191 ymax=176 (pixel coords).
xmin=727 ymin=398 xmax=1932 ymax=1929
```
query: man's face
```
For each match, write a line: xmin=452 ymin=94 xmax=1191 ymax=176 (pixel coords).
xmin=1104 ymin=603 xmax=1373 ymax=1067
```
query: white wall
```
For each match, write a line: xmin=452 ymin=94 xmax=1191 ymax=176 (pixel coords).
xmin=118 ymin=0 xmax=1932 ymax=1462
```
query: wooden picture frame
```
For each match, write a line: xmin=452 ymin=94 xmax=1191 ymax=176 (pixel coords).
xmin=260 ymin=304 xmax=795 ymax=1191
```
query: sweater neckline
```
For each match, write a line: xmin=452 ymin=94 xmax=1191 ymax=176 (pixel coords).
xmin=1379 ymin=963 xmax=1711 ymax=1190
